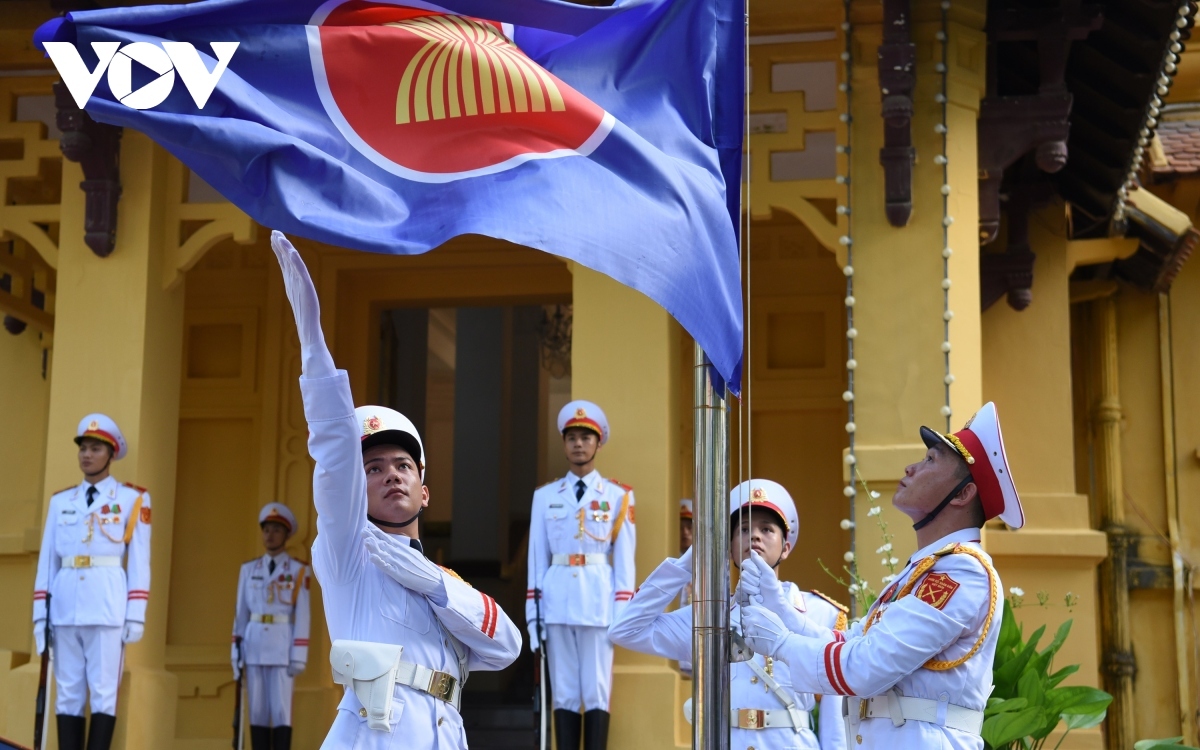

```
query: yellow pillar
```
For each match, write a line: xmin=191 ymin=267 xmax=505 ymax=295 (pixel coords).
xmin=847 ymin=3 xmax=986 ymax=570
xmin=571 ymin=265 xmax=683 ymax=748
xmin=981 ymin=206 xmax=1107 ymax=747
xmin=35 ymin=131 xmax=182 ymax=748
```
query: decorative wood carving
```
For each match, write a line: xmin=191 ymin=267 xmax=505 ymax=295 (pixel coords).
xmin=878 ymin=0 xmax=915 ymax=227
xmin=54 ymin=81 xmax=122 ymax=257
xmin=981 ymin=160 xmax=1056 ymax=311
xmin=978 ymin=0 xmax=1102 ymax=245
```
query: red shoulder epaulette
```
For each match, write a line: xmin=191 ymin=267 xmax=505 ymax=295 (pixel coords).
xmin=810 ymin=589 xmax=850 ymax=614
xmin=608 ymin=478 xmax=633 ymax=491
xmin=122 ymin=481 xmax=149 ymax=493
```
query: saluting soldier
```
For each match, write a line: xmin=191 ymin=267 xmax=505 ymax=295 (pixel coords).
xmin=610 ymin=479 xmax=847 ymax=750
xmin=739 ymin=403 xmax=1020 ymax=750
xmin=32 ymin=414 xmax=152 ymax=750
xmin=526 ymin=401 xmax=636 ymax=750
xmin=269 ymin=231 xmax=520 ymax=750
xmin=231 ymin=503 xmax=311 ymax=750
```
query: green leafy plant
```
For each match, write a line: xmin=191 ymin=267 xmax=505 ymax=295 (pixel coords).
xmin=1134 ymin=739 xmax=1200 ymax=750
xmin=983 ymin=601 xmax=1113 ymax=750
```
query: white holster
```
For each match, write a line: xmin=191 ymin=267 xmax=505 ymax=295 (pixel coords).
xmin=330 ymin=640 xmax=404 ymax=732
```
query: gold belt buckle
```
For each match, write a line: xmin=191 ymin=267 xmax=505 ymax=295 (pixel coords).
xmin=261 ymin=614 xmax=274 ymax=624
xmin=859 ymin=698 xmax=869 ymax=720
xmin=74 ymin=555 xmax=91 ymax=568
xmin=736 ymin=709 xmax=766 ymax=729
xmin=428 ymin=670 xmax=456 ymax=702
xmin=569 ymin=554 xmax=587 ymax=566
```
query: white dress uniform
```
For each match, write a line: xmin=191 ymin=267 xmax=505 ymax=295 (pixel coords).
xmin=301 ymin=373 xmax=522 ymax=750
xmin=525 ymin=467 xmax=636 ymax=712
xmin=32 ymin=415 xmax=151 ymax=720
xmin=233 ymin=545 xmax=311 ymax=730
xmin=609 ymin=553 xmax=848 ymax=750
xmin=740 ymin=403 xmax=1022 ymax=750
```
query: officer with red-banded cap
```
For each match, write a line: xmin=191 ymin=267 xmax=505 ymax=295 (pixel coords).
xmin=231 ymin=502 xmax=311 ymax=750
xmin=269 ymin=230 xmax=520 ymax=750
xmin=738 ymin=402 xmax=1021 ymax=750
xmin=32 ymin=413 xmax=152 ymax=750
xmin=611 ymin=479 xmax=847 ymax=749
xmin=526 ymin=400 xmax=636 ymax=750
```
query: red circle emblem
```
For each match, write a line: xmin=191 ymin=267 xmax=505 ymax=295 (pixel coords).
xmin=310 ymin=1 xmax=611 ymax=181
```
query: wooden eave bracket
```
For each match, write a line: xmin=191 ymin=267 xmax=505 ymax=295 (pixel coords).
xmin=53 ymin=81 xmax=122 ymax=258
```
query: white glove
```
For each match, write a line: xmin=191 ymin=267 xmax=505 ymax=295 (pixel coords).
xmin=362 ymin=525 xmax=447 ymax=605
xmin=527 ymin=620 xmax=543 ymax=652
xmin=287 ymin=660 xmax=305 ymax=677
xmin=231 ymin=640 xmax=242 ymax=681
xmin=740 ymin=605 xmax=792 ymax=658
xmin=34 ymin=619 xmax=49 ymax=655
xmin=738 ymin=552 xmax=806 ymax=632
xmin=122 ymin=621 xmax=145 ymax=644
xmin=270 ymin=230 xmax=336 ymax=379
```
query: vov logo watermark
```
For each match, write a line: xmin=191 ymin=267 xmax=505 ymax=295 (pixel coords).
xmin=44 ymin=41 xmax=239 ymax=110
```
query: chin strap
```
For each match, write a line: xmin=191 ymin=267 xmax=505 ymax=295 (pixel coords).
xmin=912 ymin=475 xmax=974 ymax=531
xmin=368 ymin=507 xmax=422 ymax=529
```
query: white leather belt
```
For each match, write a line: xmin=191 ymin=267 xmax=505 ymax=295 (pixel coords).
xmin=61 ymin=555 xmax=121 ymax=568
xmin=861 ymin=694 xmax=984 ymax=734
xmin=732 ymin=707 xmax=811 ymax=730
xmin=395 ymin=660 xmax=461 ymax=709
xmin=251 ymin=614 xmax=290 ymax=624
xmin=551 ymin=553 xmax=609 ymax=566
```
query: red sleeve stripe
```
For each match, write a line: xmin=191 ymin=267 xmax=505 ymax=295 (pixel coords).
xmin=526 ymin=591 xmax=537 ymax=599
xmin=479 ymin=593 xmax=498 ymax=638
xmin=33 ymin=592 xmax=47 ymax=600
xmin=833 ymin=630 xmax=846 ymax=643
xmin=128 ymin=592 xmax=149 ymax=601
xmin=831 ymin=642 xmax=854 ymax=695
xmin=614 ymin=590 xmax=634 ymax=601
xmin=128 ymin=589 xmax=150 ymax=595
xmin=293 ymin=639 xmax=309 ymax=646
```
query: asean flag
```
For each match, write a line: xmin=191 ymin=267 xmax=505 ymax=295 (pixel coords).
xmin=35 ymin=0 xmax=745 ymax=390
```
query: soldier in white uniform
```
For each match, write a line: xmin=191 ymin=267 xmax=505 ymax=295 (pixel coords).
xmin=739 ymin=403 xmax=1021 ymax=750
xmin=32 ymin=414 xmax=151 ymax=750
xmin=526 ymin=401 xmax=636 ymax=750
xmin=231 ymin=502 xmax=311 ymax=750
xmin=610 ymin=479 xmax=847 ymax=750
xmin=269 ymin=230 xmax=520 ymax=750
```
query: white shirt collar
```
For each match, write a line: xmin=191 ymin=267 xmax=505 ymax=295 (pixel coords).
xmin=263 ymin=551 xmax=289 ymax=566
xmin=84 ymin=475 xmax=116 ymax=493
xmin=565 ymin=469 xmax=600 ymax=487
xmin=909 ymin=527 xmax=982 ymax=563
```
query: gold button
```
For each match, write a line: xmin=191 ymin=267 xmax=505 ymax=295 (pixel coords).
xmin=856 ymin=735 xmax=863 ymax=744
xmin=749 ymin=676 xmax=758 ymax=684
xmin=438 ymin=717 xmax=444 ymax=726
xmin=359 ymin=708 xmax=367 ymax=718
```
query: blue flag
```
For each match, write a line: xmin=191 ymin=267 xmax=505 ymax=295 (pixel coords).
xmin=36 ymin=0 xmax=744 ymax=390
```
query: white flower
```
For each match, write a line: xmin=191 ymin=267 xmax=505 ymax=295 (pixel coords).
xmin=870 ymin=491 xmax=881 ymax=499
xmin=881 ymin=574 xmax=897 ymax=585
xmin=868 ymin=506 xmax=882 ymax=517
xmin=880 ymin=558 xmax=889 ymax=566
xmin=888 ymin=557 xmax=899 ymax=566
xmin=844 ymin=551 xmax=855 ymax=563
xmin=1009 ymin=587 xmax=1024 ymax=596
xmin=882 ymin=543 xmax=892 ymax=552
xmin=848 ymin=583 xmax=860 ymax=594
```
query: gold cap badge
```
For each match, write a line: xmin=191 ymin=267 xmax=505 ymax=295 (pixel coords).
xmin=88 ymin=421 xmax=99 ymax=431
xmin=575 ymin=408 xmax=586 ymax=418
xmin=363 ymin=415 xmax=382 ymax=434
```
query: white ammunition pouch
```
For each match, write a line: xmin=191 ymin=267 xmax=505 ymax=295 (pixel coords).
xmin=330 ymin=640 xmax=404 ymax=731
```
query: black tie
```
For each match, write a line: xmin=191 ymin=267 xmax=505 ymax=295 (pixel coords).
xmin=410 ymin=539 xmax=424 ymax=556
xmin=86 ymin=486 xmax=97 ymax=507
xmin=575 ymin=480 xmax=586 ymax=501
xmin=268 ymin=559 xmax=276 ymax=575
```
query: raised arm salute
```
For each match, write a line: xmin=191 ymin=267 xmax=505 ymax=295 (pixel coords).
xmin=739 ymin=403 xmax=1021 ymax=750
xmin=270 ymin=231 xmax=520 ymax=749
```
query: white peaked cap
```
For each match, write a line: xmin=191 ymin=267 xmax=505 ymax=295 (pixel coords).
xmin=729 ymin=478 xmax=800 ymax=549
xmin=259 ymin=502 xmax=297 ymax=537
xmin=75 ymin=413 xmax=127 ymax=460
xmin=680 ymin=498 xmax=693 ymax=519
xmin=354 ymin=405 xmax=426 ymax=480
xmin=557 ymin=400 xmax=609 ymax=445
xmin=919 ymin=401 xmax=1024 ymax=529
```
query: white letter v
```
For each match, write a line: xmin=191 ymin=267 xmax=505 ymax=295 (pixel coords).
xmin=44 ymin=42 xmax=121 ymax=109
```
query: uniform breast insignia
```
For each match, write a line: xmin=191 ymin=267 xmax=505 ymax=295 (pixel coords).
xmin=589 ymin=500 xmax=611 ymax=523
xmin=914 ymin=572 xmax=960 ymax=610
xmin=549 ymin=503 xmax=564 ymax=509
